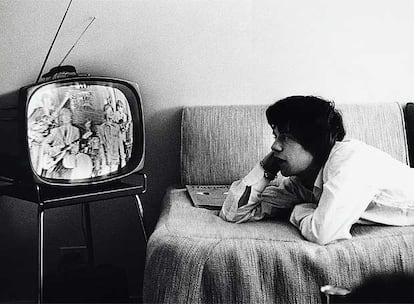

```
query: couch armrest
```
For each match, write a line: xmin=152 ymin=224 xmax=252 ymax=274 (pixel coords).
xmin=404 ymin=102 xmax=414 ymax=167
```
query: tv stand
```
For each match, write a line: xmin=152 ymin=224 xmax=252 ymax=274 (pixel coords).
xmin=0 ymin=172 xmax=147 ymax=304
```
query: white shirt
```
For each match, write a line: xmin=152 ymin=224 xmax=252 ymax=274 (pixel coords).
xmin=219 ymin=139 xmax=414 ymax=245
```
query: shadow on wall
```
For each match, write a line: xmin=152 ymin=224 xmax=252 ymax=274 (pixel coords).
xmin=0 ymin=197 xmax=38 ymax=301
xmin=0 ymin=90 xmax=20 ymax=165
xmin=0 ymin=90 xmax=20 ymax=108
xmin=0 ymin=91 xmax=37 ymax=300
xmin=142 ymin=105 xmax=182 ymax=234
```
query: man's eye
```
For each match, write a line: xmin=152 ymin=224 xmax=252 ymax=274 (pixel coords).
xmin=272 ymin=134 xmax=287 ymax=142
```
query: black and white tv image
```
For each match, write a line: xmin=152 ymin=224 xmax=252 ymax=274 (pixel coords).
xmin=0 ymin=76 xmax=145 ymax=186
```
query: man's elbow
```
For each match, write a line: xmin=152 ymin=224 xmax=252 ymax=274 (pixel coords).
xmin=219 ymin=209 xmax=243 ymax=223
xmin=295 ymin=214 xmax=352 ymax=245
xmin=311 ymin=235 xmax=334 ymax=246
xmin=219 ymin=209 xmax=252 ymax=223
xmin=219 ymin=209 xmax=236 ymax=222
xmin=304 ymin=228 xmax=350 ymax=245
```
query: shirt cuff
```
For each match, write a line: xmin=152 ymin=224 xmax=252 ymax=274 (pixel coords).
xmin=289 ymin=203 xmax=316 ymax=228
xmin=243 ymin=163 xmax=267 ymax=185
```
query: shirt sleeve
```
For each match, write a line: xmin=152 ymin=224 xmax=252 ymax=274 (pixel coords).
xmin=219 ymin=163 xmax=303 ymax=223
xmin=289 ymin=152 xmax=378 ymax=245
xmin=219 ymin=163 xmax=270 ymax=223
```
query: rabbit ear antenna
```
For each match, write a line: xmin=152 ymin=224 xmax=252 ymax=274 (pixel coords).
xmin=58 ymin=16 xmax=96 ymax=67
xmin=35 ymin=0 xmax=73 ymax=83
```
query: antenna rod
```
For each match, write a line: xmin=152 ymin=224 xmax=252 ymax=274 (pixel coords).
xmin=58 ymin=16 xmax=96 ymax=67
xmin=35 ymin=0 xmax=73 ymax=83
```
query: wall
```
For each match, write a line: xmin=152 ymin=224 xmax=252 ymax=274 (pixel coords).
xmin=1 ymin=0 xmax=414 ymax=301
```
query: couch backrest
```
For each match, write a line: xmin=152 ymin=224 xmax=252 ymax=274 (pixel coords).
xmin=181 ymin=102 xmax=409 ymax=185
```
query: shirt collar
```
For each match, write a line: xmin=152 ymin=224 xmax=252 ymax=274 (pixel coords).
xmin=314 ymin=168 xmax=323 ymax=190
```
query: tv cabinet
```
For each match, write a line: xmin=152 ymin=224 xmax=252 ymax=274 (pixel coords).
xmin=0 ymin=172 xmax=147 ymax=304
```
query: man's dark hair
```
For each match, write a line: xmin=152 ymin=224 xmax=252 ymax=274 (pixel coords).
xmin=265 ymin=95 xmax=346 ymax=166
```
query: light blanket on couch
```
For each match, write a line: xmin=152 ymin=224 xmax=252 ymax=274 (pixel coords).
xmin=144 ymin=102 xmax=414 ymax=304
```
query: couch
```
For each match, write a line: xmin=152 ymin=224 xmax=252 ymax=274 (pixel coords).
xmin=143 ymin=102 xmax=414 ymax=304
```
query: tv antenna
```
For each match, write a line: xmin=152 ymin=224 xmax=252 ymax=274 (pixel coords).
xmin=35 ymin=0 xmax=96 ymax=83
xmin=58 ymin=16 xmax=96 ymax=67
xmin=36 ymin=0 xmax=73 ymax=83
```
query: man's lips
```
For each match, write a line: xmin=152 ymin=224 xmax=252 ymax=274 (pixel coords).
xmin=273 ymin=156 xmax=285 ymax=162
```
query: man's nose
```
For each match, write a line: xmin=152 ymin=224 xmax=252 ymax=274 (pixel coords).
xmin=271 ymin=140 xmax=283 ymax=152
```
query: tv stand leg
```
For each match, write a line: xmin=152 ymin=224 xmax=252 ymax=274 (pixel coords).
xmin=134 ymin=195 xmax=147 ymax=243
xmin=82 ymin=203 xmax=95 ymax=267
xmin=37 ymin=206 xmax=45 ymax=304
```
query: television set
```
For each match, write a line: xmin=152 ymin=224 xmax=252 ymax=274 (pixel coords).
xmin=0 ymin=72 xmax=145 ymax=187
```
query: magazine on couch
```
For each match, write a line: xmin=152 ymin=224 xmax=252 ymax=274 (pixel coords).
xmin=186 ymin=185 xmax=230 ymax=209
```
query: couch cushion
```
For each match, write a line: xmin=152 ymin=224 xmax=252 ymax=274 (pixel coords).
xmin=181 ymin=103 xmax=409 ymax=185
xmin=144 ymin=187 xmax=414 ymax=304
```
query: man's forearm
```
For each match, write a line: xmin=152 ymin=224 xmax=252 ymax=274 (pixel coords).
xmin=220 ymin=163 xmax=272 ymax=223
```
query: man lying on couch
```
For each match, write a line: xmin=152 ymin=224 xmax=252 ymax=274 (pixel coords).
xmin=220 ymin=95 xmax=414 ymax=245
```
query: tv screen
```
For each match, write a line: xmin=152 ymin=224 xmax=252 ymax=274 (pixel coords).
xmin=2 ymin=76 xmax=145 ymax=186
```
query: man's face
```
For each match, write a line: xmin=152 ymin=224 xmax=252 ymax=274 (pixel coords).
xmin=271 ymin=126 xmax=314 ymax=177
xmin=105 ymin=106 xmax=114 ymax=121
xmin=59 ymin=111 xmax=72 ymax=124
xmin=90 ymin=137 xmax=100 ymax=149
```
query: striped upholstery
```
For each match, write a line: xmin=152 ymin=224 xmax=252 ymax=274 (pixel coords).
xmin=144 ymin=189 xmax=414 ymax=304
xmin=181 ymin=102 xmax=409 ymax=185
xmin=145 ymin=102 xmax=414 ymax=304
xmin=180 ymin=105 xmax=269 ymax=185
